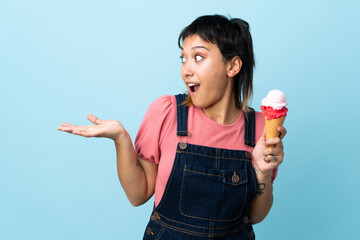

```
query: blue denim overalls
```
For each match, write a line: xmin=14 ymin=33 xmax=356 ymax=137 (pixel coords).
xmin=143 ymin=94 xmax=258 ymax=240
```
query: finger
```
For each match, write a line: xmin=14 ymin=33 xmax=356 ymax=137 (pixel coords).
xmin=261 ymin=127 xmax=266 ymax=140
xmin=57 ymin=126 xmax=75 ymax=133
xmin=58 ymin=125 xmax=89 ymax=136
xmin=87 ymin=114 xmax=102 ymax=125
xmin=263 ymin=155 xmax=271 ymax=162
xmin=266 ymin=137 xmax=281 ymax=146
xmin=264 ymin=151 xmax=284 ymax=162
xmin=263 ymin=154 xmax=282 ymax=164
xmin=271 ymin=139 xmax=283 ymax=150
xmin=72 ymin=125 xmax=93 ymax=136
xmin=278 ymin=126 xmax=287 ymax=139
xmin=61 ymin=122 xmax=78 ymax=128
xmin=263 ymin=147 xmax=281 ymax=156
xmin=265 ymin=143 xmax=284 ymax=157
xmin=263 ymin=155 xmax=277 ymax=162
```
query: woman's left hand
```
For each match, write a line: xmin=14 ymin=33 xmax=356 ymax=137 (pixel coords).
xmin=252 ymin=126 xmax=287 ymax=178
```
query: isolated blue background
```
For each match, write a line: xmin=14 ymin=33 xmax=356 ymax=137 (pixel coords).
xmin=1 ymin=0 xmax=359 ymax=239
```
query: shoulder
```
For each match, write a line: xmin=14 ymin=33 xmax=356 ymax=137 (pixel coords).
xmin=139 ymin=95 xmax=178 ymax=150
xmin=135 ymin=95 xmax=177 ymax=155
xmin=146 ymin=95 xmax=176 ymax=116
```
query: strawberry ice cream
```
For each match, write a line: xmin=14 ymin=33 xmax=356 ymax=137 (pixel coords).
xmin=260 ymin=90 xmax=288 ymax=148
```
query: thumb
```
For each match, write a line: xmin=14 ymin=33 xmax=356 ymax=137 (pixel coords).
xmin=255 ymin=127 xmax=266 ymax=146
xmin=259 ymin=127 xmax=266 ymax=142
xmin=87 ymin=114 xmax=103 ymax=125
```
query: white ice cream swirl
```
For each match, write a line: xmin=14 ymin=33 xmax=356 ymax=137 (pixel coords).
xmin=261 ymin=89 xmax=288 ymax=110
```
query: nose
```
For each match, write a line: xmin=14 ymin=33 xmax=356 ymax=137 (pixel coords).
xmin=181 ymin=63 xmax=194 ymax=79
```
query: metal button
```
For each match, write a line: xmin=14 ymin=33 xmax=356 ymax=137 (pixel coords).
xmin=245 ymin=151 xmax=252 ymax=159
xmin=244 ymin=216 xmax=250 ymax=224
xmin=151 ymin=211 xmax=160 ymax=220
xmin=232 ymin=172 xmax=240 ymax=183
xmin=179 ymin=142 xmax=187 ymax=150
xmin=146 ymin=227 xmax=153 ymax=235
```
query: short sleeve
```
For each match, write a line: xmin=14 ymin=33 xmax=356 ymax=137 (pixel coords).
xmin=254 ymin=111 xmax=279 ymax=183
xmin=135 ymin=95 xmax=174 ymax=164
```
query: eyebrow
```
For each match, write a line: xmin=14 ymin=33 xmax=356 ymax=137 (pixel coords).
xmin=180 ymin=46 xmax=210 ymax=51
xmin=192 ymin=46 xmax=209 ymax=51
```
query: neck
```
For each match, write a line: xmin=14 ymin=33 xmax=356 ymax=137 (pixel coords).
xmin=202 ymin=90 xmax=241 ymax=125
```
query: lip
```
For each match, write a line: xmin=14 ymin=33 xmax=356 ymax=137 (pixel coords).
xmin=185 ymin=81 xmax=200 ymax=85
xmin=185 ymin=82 xmax=200 ymax=95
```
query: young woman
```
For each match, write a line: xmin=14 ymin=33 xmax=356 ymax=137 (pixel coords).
xmin=58 ymin=14 xmax=286 ymax=239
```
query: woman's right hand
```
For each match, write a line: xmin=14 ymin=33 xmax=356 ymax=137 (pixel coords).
xmin=57 ymin=114 xmax=126 ymax=142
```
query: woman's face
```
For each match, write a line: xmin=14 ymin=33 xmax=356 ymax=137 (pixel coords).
xmin=180 ymin=34 xmax=233 ymax=109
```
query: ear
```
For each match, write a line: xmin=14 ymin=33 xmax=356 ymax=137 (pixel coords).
xmin=226 ymin=56 xmax=242 ymax=78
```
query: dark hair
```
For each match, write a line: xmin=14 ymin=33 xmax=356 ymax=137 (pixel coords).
xmin=178 ymin=14 xmax=255 ymax=113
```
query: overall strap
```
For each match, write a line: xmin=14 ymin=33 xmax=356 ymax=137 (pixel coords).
xmin=244 ymin=108 xmax=256 ymax=147
xmin=175 ymin=93 xmax=189 ymax=136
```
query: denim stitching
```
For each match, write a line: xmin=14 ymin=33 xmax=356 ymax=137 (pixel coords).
xmin=249 ymin=164 xmax=258 ymax=195
xmin=181 ymin=94 xmax=187 ymax=136
xmin=244 ymin=108 xmax=256 ymax=147
xmin=157 ymin=212 xmax=245 ymax=229
xmin=238 ymin=182 xmax=248 ymax=221
xmin=178 ymin=165 xmax=186 ymax=224
xmin=244 ymin=110 xmax=249 ymax=144
xmin=176 ymin=94 xmax=189 ymax=137
xmin=245 ymin=140 xmax=255 ymax=145
xmin=238 ymin=224 xmax=252 ymax=240
xmin=179 ymin=151 xmax=251 ymax=161
xmin=209 ymin=221 xmax=213 ymax=238
xmin=221 ymin=170 xmax=248 ymax=186
xmin=216 ymin=154 xmax=219 ymax=170
xmin=176 ymin=94 xmax=187 ymax=136
xmin=216 ymin=148 xmax=219 ymax=170
xmin=155 ymin=220 xmax=210 ymax=237
xmin=179 ymin=169 xmax=248 ymax=222
xmin=184 ymin=169 xmax=221 ymax=177
xmin=155 ymin=225 xmax=165 ymax=240
xmin=176 ymin=95 xmax=179 ymax=135
xmin=179 ymin=160 xmax=249 ymax=221
xmin=155 ymin=218 xmax=250 ymax=238
xmin=182 ymin=98 xmax=186 ymax=136
xmin=156 ymin=153 xmax=180 ymax=210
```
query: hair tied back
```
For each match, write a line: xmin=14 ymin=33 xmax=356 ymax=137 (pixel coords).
xmin=231 ymin=18 xmax=250 ymax=31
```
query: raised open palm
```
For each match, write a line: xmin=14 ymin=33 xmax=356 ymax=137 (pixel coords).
xmin=57 ymin=114 xmax=125 ymax=141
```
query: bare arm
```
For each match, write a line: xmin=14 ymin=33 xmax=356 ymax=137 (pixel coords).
xmin=248 ymin=170 xmax=273 ymax=224
xmin=57 ymin=114 xmax=158 ymax=207
xmin=114 ymin=132 xmax=158 ymax=206
xmin=249 ymin=126 xmax=287 ymax=224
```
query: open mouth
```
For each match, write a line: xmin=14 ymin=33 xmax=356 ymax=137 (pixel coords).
xmin=188 ymin=83 xmax=200 ymax=93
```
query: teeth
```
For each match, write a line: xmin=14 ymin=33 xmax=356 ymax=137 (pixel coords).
xmin=187 ymin=83 xmax=199 ymax=87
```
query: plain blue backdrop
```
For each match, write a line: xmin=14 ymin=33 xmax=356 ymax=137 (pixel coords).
xmin=1 ymin=0 xmax=359 ymax=239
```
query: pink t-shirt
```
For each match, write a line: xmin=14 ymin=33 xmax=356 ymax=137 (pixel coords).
xmin=135 ymin=95 xmax=278 ymax=207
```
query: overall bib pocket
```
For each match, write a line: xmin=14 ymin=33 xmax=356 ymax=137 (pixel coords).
xmin=179 ymin=164 xmax=248 ymax=221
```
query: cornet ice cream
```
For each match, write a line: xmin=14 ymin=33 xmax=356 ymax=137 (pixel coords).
xmin=260 ymin=90 xmax=288 ymax=148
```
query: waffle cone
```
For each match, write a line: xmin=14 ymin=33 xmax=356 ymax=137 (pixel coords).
xmin=265 ymin=115 xmax=286 ymax=148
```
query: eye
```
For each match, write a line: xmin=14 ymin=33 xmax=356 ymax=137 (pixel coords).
xmin=180 ymin=56 xmax=186 ymax=63
xmin=195 ymin=55 xmax=203 ymax=62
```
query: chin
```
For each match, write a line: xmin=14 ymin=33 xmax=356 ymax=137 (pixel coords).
xmin=191 ymin=98 xmax=213 ymax=109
